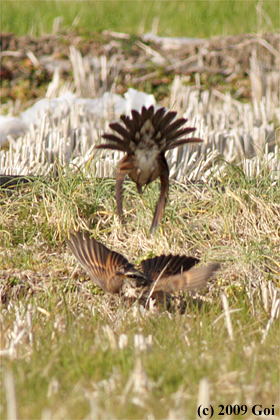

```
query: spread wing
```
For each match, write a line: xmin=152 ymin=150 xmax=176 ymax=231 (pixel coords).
xmin=152 ymin=263 xmax=220 ymax=293
xmin=66 ymin=231 xmax=135 ymax=293
xmin=141 ymin=254 xmax=199 ymax=281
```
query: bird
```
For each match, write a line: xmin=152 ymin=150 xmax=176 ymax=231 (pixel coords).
xmin=95 ymin=105 xmax=203 ymax=233
xmin=0 ymin=174 xmax=35 ymax=188
xmin=66 ymin=231 xmax=219 ymax=304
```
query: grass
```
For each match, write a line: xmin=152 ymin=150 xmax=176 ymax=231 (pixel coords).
xmin=1 ymin=0 xmax=279 ymax=37
xmin=0 ymin=4 xmax=279 ymax=416
xmin=0 ymin=163 xmax=279 ymax=419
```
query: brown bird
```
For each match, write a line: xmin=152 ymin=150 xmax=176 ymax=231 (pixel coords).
xmin=66 ymin=231 xmax=219 ymax=302
xmin=95 ymin=106 xmax=203 ymax=233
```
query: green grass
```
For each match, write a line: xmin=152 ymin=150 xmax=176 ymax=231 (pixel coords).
xmin=1 ymin=0 xmax=279 ymax=37
xmin=0 ymin=163 xmax=279 ymax=419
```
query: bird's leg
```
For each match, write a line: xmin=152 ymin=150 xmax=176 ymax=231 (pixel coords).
xmin=150 ymin=157 xmax=169 ymax=233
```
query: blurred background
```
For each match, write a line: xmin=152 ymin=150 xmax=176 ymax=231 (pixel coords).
xmin=2 ymin=0 xmax=279 ymax=37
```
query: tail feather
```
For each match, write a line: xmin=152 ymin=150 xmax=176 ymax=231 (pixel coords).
xmin=101 ymin=133 xmax=125 ymax=143
xmin=95 ymin=143 xmax=128 ymax=152
xmin=163 ymin=118 xmax=188 ymax=137
xmin=151 ymin=107 xmax=166 ymax=130
xmin=121 ymin=115 xmax=137 ymax=133
xmin=165 ymin=127 xmax=196 ymax=143
xmin=96 ymin=106 xmax=203 ymax=155
xmin=109 ymin=122 xmax=132 ymax=141
xmin=140 ymin=106 xmax=153 ymax=125
xmin=131 ymin=109 xmax=141 ymax=127
xmin=166 ymin=137 xmax=203 ymax=151
xmin=158 ymin=110 xmax=177 ymax=131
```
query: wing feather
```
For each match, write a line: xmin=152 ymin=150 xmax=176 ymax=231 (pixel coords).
xmin=141 ymin=254 xmax=199 ymax=281
xmin=153 ymin=263 xmax=220 ymax=293
xmin=66 ymin=232 xmax=132 ymax=293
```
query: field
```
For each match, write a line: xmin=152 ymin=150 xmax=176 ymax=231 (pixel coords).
xmin=2 ymin=0 xmax=279 ymax=38
xmin=1 ymin=1 xmax=280 ymax=419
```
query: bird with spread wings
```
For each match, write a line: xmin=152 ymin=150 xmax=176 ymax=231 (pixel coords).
xmin=95 ymin=106 xmax=203 ymax=233
xmin=66 ymin=231 xmax=219 ymax=305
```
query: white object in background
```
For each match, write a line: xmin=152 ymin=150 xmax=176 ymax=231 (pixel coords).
xmin=1 ymin=88 xmax=158 ymax=145
xmin=124 ymin=88 xmax=158 ymax=115
xmin=75 ymin=92 xmax=126 ymax=117
xmin=0 ymin=116 xmax=28 ymax=147
xmin=20 ymin=92 xmax=77 ymax=125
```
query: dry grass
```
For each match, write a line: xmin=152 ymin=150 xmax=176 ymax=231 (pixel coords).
xmin=0 ymin=30 xmax=280 ymax=420
xmin=0 ymin=164 xmax=279 ymax=418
